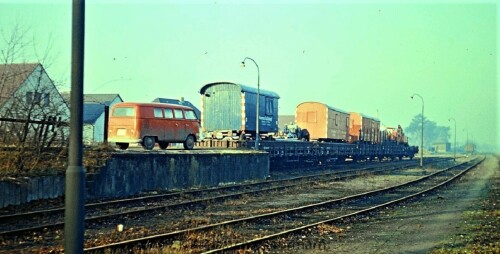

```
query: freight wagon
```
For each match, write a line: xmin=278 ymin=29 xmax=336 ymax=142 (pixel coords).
xmin=295 ymin=102 xmax=350 ymax=142
xmin=349 ymin=112 xmax=381 ymax=144
xmin=199 ymin=82 xmax=280 ymax=139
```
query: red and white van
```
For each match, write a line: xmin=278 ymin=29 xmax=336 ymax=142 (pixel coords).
xmin=108 ymin=102 xmax=199 ymax=150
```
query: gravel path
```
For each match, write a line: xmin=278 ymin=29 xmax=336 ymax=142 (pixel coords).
xmin=271 ymin=155 xmax=499 ymax=254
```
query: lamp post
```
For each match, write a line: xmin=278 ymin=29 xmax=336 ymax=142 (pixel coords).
xmin=241 ymin=57 xmax=260 ymax=149
xmin=65 ymin=0 xmax=85 ymax=252
xmin=411 ymin=93 xmax=424 ymax=168
xmin=448 ymin=118 xmax=456 ymax=161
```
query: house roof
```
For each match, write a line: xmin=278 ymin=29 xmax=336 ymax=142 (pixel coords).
xmin=0 ymin=63 xmax=39 ymax=107
xmin=83 ymin=103 xmax=106 ymax=124
xmin=84 ymin=94 xmax=122 ymax=106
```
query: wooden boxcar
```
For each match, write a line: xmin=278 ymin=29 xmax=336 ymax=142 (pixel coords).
xmin=349 ymin=112 xmax=381 ymax=144
xmin=199 ymin=82 xmax=280 ymax=139
xmin=295 ymin=102 xmax=350 ymax=142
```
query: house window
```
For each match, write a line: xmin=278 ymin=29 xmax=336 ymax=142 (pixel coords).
xmin=44 ymin=93 xmax=50 ymax=106
xmin=34 ymin=92 xmax=42 ymax=105
xmin=26 ymin=92 xmax=33 ymax=104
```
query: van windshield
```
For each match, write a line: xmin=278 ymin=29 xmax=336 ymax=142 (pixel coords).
xmin=113 ymin=107 xmax=135 ymax=117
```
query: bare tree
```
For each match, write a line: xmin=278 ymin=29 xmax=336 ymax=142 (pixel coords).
xmin=0 ymin=23 xmax=69 ymax=173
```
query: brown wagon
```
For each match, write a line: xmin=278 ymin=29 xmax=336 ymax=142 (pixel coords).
xmin=349 ymin=112 xmax=381 ymax=144
xmin=295 ymin=102 xmax=349 ymax=142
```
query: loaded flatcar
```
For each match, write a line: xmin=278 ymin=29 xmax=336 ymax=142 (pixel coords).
xmin=199 ymin=82 xmax=280 ymax=139
xmin=349 ymin=112 xmax=381 ymax=144
xmin=295 ymin=102 xmax=350 ymax=142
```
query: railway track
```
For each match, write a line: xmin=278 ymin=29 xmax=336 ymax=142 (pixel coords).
xmin=0 ymin=158 xmax=456 ymax=251
xmin=0 ymin=159 xmax=435 ymax=237
xmin=81 ymin=157 xmax=482 ymax=253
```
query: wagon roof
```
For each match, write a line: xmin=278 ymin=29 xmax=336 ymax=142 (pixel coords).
xmin=297 ymin=101 xmax=349 ymax=114
xmin=350 ymin=112 xmax=380 ymax=122
xmin=200 ymin=82 xmax=280 ymax=98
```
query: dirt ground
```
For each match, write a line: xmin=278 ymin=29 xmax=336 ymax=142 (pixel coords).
xmin=271 ymin=155 xmax=499 ymax=254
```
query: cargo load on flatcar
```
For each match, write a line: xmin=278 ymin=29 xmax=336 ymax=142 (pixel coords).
xmin=295 ymin=102 xmax=350 ymax=143
xmin=199 ymin=82 xmax=280 ymax=140
xmin=381 ymin=125 xmax=408 ymax=144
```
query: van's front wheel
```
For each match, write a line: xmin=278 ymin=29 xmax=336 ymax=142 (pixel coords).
xmin=142 ymin=136 xmax=156 ymax=150
xmin=183 ymin=135 xmax=195 ymax=150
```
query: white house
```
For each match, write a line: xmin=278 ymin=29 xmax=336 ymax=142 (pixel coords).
xmin=0 ymin=63 xmax=69 ymax=145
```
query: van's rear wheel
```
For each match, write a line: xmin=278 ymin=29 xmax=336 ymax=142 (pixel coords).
xmin=142 ymin=136 xmax=156 ymax=150
xmin=117 ymin=143 xmax=129 ymax=150
xmin=159 ymin=141 xmax=169 ymax=150
xmin=183 ymin=135 xmax=195 ymax=150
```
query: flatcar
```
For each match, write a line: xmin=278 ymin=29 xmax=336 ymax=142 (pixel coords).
xmin=199 ymin=81 xmax=280 ymax=139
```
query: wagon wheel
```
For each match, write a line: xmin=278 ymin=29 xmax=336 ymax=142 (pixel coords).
xmin=117 ymin=143 xmax=129 ymax=150
xmin=183 ymin=135 xmax=195 ymax=150
xmin=142 ymin=136 xmax=156 ymax=150
xmin=159 ymin=141 xmax=169 ymax=150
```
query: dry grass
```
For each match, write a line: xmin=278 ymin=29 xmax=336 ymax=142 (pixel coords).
xmin=0 ymin=144 xmax=113 ymax=177
xmin=430 ymin=158 xmax=500 ymax=254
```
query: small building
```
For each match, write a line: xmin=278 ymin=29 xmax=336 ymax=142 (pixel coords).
xmin=432 ymin=142 xmax=450 ymax=153
xmin=295 ymin=101 xmax=349 ymax=142
xmin=82 ymin=94 xmax=123 ymax=144
xmin=0 ymin=63 xmax=69 ymax=145
xmin=199 ymin=81 xmax=280 ymax=139
xmin=464 ymin=143 xmax=476 ymax=154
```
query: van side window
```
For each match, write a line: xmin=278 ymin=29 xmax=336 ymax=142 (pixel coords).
xmin=164 ymin=108 xmax=174 ymax=118
xmin=174 ymin=109 xmax=184 ymax=119
xmin=185 ymin=110 xmax=197 ymax=120
xmin=154 ymin=108 xmax=163 ymax=118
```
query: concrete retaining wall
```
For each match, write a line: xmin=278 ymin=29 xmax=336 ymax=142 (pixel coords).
xmin=0 ymin=150 xmax=269 ymax=208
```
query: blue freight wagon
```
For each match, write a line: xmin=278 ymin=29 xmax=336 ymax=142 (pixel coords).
xmin=199 ymin=82 xmax=280 ymax=140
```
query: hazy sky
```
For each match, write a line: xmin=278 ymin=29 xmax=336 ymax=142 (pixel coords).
xmin=0 ymin=0 xmax=498 ymax=151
